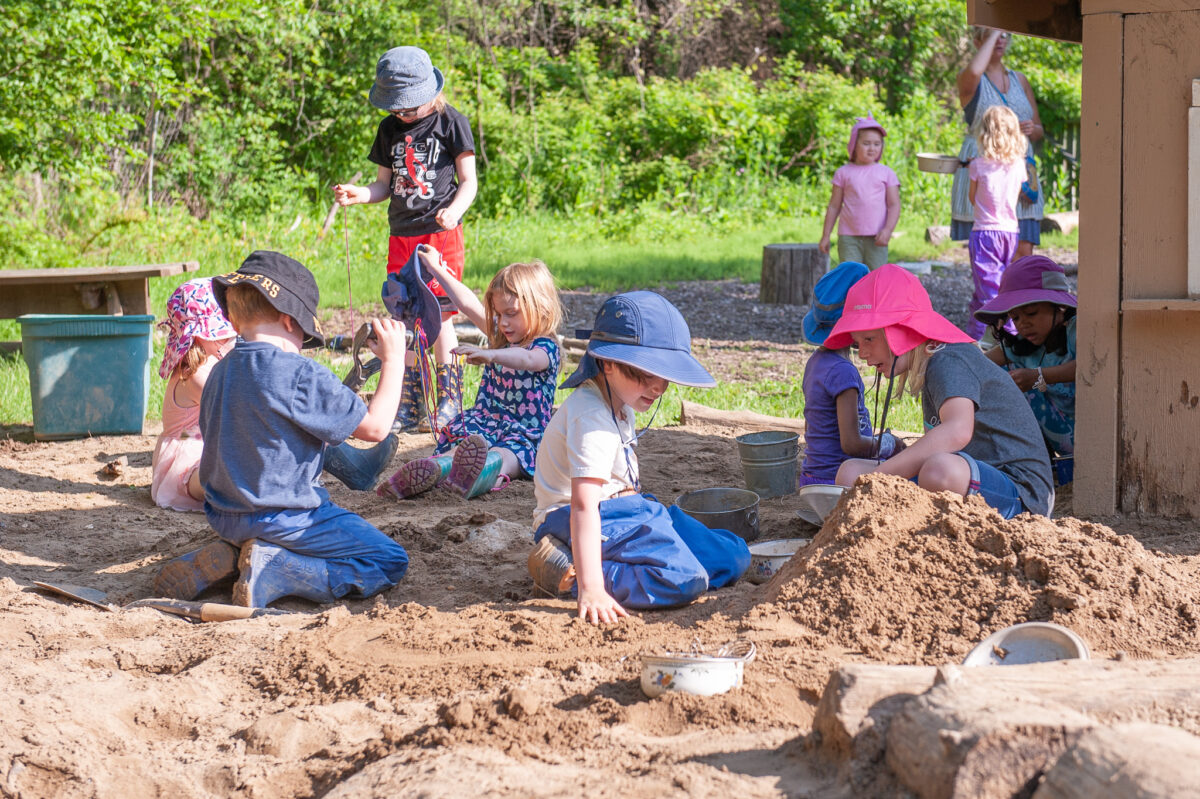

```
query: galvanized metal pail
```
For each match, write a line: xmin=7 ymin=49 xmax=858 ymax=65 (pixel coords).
xmin=735 ymin=431 xmax=799 ymax=499
xmin=674 ymin=487 xmax=760 ymax=542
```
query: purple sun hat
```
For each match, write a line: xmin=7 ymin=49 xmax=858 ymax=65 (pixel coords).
xmin=973 ymin=256 xmax=1077 ymax=326
xmin=159 ymin=278 xmax=237 ymax=379
xmin=847 ymin=115 xmax=887 ymax=160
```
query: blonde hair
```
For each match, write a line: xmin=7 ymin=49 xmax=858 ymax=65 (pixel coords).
xmin=900 ymin=340 xmax=946 ymax=397
xmin=431 ymin=93 xmax=447 ymax=114
xmin=223 ymin=283 xmax=283 ymax=332
xmin=977 ymin=105 xmax=1025 ymax=164
xmin=483 ymin=260 xmax=562 ymax=349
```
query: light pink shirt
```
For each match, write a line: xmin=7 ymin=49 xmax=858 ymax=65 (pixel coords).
xmin=969 ymin=157 xmax=1025 ymax=232
xmin=832 ymin=162 xmax=900 ymax=236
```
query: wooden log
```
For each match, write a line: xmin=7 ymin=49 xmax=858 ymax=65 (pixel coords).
xmin=679 ymin=400 xmax=807 ymax=435
xmin=1033 ymin=723 xmax=1200 ymax=799
xmin=813 ymin=663 xmax=936 ymax=762
xmin=759 ymin=243 xmax=828 ymax=305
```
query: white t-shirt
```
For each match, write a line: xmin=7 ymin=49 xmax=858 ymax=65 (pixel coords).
xmin=533 ymin=381 xmax=639 ymax=529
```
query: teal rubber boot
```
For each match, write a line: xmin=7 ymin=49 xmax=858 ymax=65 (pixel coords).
xmin=378 ymin=454 xmax=453 ymax=499
xmin=324 ymin=433 xmax=399 ymax=491
xmin=393 ymin=366 xmax=428 ymax=433
xmin=233 ymin=540 xmax=335 ymax=608
xmin=446 ymin=434 xmax=504 ymax=499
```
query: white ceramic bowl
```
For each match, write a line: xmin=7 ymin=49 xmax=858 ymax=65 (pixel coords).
xmin=917 ymin=152 xmax=965 ymax=174
xmin=746 ymin=538 xmax=809 ymax=585
xmin=796 ymin=484 xmax=846 ymax=526
xmin=962 ymin=622 xmax=1090 ymax=667
xmin=641 ymin=641 xmax=756 ymax=698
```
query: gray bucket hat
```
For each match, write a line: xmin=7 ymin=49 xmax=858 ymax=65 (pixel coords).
xmin=369 ymin=46 xmax=445 ymax=111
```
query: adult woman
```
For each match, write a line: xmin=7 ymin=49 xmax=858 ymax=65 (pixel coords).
xmin=951 ymin=27 xmax=1045 ymax=259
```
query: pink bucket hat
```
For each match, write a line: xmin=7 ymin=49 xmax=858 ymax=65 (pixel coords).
xmin=847 ymin=115 xmax=887 ymax=160
xmin=825 ymin=264 xmax=973 ymax=354
xmin=973 ymin=255 xmax=1077 ymax=326
xmin=158 ymin=278 xmax=236 ymax=378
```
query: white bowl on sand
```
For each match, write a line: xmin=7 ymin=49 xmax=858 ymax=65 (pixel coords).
xmin=796 ymin=484 xmax=846 ymax=526
xmin=962 ymin=622 xmax=1090 ymax=667
xmin=641 ymin=640 xmax=756 ymax=699
xmin=746 ymin=538 xmax=809 ymax=585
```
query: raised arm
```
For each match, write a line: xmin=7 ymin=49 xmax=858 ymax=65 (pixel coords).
xmin=958 ymin=29 xmax=1003 ymax=108
xmin=418 ymin=246 xmax=488 ymax=331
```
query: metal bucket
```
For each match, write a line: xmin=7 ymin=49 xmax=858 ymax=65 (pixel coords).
xmin=735 ymin=431 xmax=800 ymax=499
xmin=674 ymin=487 xmax=760 ymax=542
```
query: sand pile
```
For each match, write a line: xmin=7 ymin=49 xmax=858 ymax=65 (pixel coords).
xmin=748 ymin=474 xmax=1200 ymax=664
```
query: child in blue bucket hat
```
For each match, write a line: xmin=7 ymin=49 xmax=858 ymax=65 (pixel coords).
xmin=799 ymin=261 xmax=903 ymax=487
xmin=528 ymin=291 xmax=750 ymax=625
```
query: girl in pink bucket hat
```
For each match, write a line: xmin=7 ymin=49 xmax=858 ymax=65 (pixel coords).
xmin=826 ymin=264 xmax=1054 ymax=518
xmin=976 ymin=255 xmax=1077 ymax=478
xmin=818 ymin=115 xmax=901 ymax=269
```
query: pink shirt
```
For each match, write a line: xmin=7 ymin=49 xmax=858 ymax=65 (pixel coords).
xmin=832 ymin=162 xmax=899 ymax=236
xmin=969 ymin=157 xmax=1025 ymax=232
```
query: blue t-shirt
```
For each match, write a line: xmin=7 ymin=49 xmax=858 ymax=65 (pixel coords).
xmin=199 ymin=341 xmax=367 ymax=513
xmin=801 ymin=348 xmax=873 ymax=482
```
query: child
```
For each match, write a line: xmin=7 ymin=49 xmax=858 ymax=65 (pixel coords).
xmin=818 ymin=116 xmax=901 ymax=270
xmin=975 ymin=255 xmax=1077 ymax=463
xmin=151 ymin=278 xmax=236 ymax=512
xmin=829 ymin=264 xmax=1053 ymax=519
xmin=198 ymin=251 xmax=411 ymax=608
xmin=527 ymin=291 xmax=751 ymax=626
xmin=799 ymin=261 xmax=902 ymax=485
xmin=378 ymin=248 xmax=562 ymax=499
xmin=333 ymin=45 xmax=478 ymax=434
xmin=966 ymin=104 xmax=1027 ymax=341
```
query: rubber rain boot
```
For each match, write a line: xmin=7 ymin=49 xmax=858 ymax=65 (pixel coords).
xmin=393 ymin=366 xmax=428 ymax=433
xmin=419 ymin=362 xmax=463 ymax=434
xmin=446 ymin=434 xmax=504 ymax=498
xmin=233 ymin=540 xmax=335 ymax=608
xmin=528 ymin=536 xmax=574 ymax=597
xmin=151 ymin=540 xmax=239 ymax=600
xmin=324 ymin=433 xmax=399 ymax=491
xmin=378 ymin=454 xmax=453 ymax=499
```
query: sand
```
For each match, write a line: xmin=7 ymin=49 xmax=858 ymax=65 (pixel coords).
xmin=2 ymin=421 xmax=1198 ymax=798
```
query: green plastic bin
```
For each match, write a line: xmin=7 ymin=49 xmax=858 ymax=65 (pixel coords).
xmin=18 ymin=314 xmax=155 ymax=440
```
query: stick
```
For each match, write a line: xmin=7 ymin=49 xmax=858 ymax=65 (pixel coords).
xmin=679 ymin=400 xmax=807 ymax=434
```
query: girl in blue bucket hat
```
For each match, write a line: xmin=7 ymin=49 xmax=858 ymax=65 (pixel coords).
xmin=528 ymin=291 xmax=750 ymax=625
xmin=799 ymin=262 xmax=904 ymax=488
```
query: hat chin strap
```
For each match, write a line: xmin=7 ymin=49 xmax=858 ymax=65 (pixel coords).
xmin=870 ymin=356 xmax=898 ymax=461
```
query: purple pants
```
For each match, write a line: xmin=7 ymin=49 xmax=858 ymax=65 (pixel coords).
xmin=968 ymin=230 xmax=1018 ymax=340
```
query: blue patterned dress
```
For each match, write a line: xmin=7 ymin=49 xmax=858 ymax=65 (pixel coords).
xmin=435 ymin=337 xmax=561 ymax=475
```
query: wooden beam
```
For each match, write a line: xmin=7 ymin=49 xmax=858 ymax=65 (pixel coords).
xmin=968 ymin=0 xmax=1083 ymax=42
xmin=1083 ymin=0 xmax=1200 ymax=14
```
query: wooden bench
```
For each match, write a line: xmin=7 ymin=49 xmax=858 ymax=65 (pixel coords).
xmin=0 ymin=262 xmax=199 ymax=351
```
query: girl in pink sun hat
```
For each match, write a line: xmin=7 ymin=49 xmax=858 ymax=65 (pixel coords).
xmin=826 ymin=264 xmax=1054 ymax=518
xmin=817 ymin=115 xmax=901 ymax=270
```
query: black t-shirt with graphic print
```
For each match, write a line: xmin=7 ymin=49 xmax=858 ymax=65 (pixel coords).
xmin=367 ymin=105 xmax=476 ymax=237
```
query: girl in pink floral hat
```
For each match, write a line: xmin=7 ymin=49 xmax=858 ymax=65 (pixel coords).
xmin=826 ymin=264 xmax=1054 ymax=518
xmin=818 ymin=115 xmax=902 ymax=269
xmin=151 ymin=278 xmax=236 ymax=512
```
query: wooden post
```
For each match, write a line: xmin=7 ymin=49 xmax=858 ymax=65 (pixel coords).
xmin=759 ymin=243 xmax=828 ymax=305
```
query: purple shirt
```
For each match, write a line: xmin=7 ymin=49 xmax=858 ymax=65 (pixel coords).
xmin=801 ymin=349 xmax=873 ymax=483
xmin=968 ymin=157 xmax=1024 ymax=232
xmin=832 ymin=162 xmax=900 ymax=236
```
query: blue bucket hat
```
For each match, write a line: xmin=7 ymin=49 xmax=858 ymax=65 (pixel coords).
xmin=369 ymin=47 xmax=445 ymax=111
xmin=802 ymin=261 xmax=871 ymax=346
xmin=381 ymin=245 xmax=443 ymax=342
xmin=561 ymin=291 xmax=715 ymax=389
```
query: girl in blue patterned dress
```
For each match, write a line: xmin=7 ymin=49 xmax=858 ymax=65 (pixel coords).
xmin=378 ymin=250 xmax=562 ymax=499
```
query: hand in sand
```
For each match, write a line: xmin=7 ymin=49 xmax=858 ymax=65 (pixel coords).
xmin=578 ymin=587 xmax=629 ymax=626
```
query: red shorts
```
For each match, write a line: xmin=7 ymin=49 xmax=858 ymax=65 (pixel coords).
xmin=387 ymin=227 xmax=464 ymax=314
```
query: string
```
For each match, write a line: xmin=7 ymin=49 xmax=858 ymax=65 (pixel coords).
xmin=414 ymin=320 xmax=469 ymax=446
xmin=343 ymin=204 xmax=356 ymax=337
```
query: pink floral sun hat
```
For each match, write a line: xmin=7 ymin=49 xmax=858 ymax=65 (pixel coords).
xmin=825 ymin=264 xmax=973 ymax=355
xmin=158 ymin=278 xmax=236 ymax=378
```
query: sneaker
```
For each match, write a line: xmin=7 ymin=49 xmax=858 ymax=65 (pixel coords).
xmin=151 ymin=540 xmax=239 ymax=600
xmin=527 ymin=536 xmax=575 ymax=597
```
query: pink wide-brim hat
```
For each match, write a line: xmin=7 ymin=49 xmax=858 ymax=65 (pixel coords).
xmin=847 ymin=115 xmax=887 ymax=160
xmin=825 ymin=264 xmax=974 ymax=354
xmin=974 ymin=255 xmax=1077 ymax=325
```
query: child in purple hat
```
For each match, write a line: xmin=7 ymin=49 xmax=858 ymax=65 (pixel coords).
xmin=975 ymin=255 xmax=1077 ymax=471
xmin=818 ymin=115 xmax=901 ymax=269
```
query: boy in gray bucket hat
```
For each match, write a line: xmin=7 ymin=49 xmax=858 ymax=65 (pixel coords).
xmin=528 ymin=292 xmax=750 ymax=625
xmin=334 ymin=46 xmax=478 ymax=437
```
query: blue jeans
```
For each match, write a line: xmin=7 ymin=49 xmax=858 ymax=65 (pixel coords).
xmin=956 ymin=451 xmax=1025 ymax=519
xmin=206 ymin=487 xmax=408 ymax=599
xmin=534 ymin=493 xmax=750 ymax=609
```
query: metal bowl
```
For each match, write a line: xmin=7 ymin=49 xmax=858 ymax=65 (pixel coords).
xmin=746 ymin=538 xmax=809 ymax=585
xmin=962 ymin=622 xmax=1090 ymax=667
xmin=917 ymin=153 xmax=966 ymax=174
xmin=640 ymin=640 xmax=756 ymax=698
xmin=796 ymin=484 xmax=846 ymax=526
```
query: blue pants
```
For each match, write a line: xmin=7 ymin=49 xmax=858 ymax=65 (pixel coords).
xmin=206 ymin=487 xmax=408 ymax=599
xmin=534 ymin=493 xmax=750 ymax=609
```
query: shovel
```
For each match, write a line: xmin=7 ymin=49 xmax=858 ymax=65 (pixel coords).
xmin=32 ymin=581 xmax=290 ymax=622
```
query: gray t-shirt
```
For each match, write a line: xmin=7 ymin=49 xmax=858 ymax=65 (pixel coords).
xmin=921 ymin=343 xmax=1053 ymax=515
xmin=199 ymin=341 xmax=366 ymax=514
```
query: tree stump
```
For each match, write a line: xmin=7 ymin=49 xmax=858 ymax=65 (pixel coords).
xmin=759 ymin=243 xmax=828 ymax=305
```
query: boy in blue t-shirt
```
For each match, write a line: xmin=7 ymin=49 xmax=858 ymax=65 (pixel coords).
xmin=194 ymin=251 xmax=410 ymax=608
